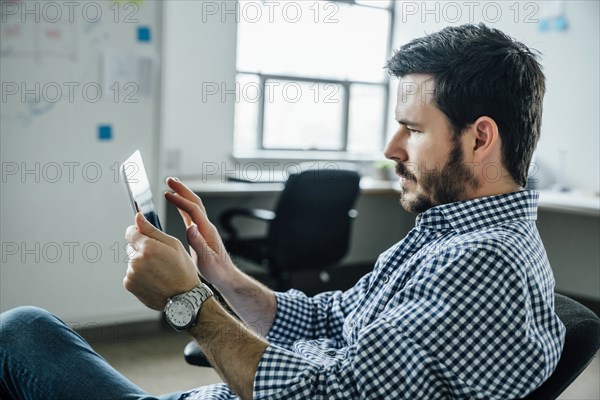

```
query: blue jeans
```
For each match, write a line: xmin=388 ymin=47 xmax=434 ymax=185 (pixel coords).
xmin=0 ymin=306 xmax=192 ymax=400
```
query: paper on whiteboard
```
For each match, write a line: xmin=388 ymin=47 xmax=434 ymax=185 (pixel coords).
xmin=101 ymin=50 xmax=158 ymax=99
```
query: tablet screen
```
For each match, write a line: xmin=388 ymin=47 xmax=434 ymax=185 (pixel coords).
xmin=121 ymin=150 xmax=162 ymax=231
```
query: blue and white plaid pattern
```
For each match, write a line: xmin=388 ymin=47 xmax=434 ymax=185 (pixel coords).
xmin=186 ymin=190 xmax=565 ymax=399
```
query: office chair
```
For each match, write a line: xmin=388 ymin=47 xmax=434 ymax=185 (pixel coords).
xmin=522 ymin=293 xmax=600 ymax=399
xmin=220 ymin=167 xmax=361 ymax=291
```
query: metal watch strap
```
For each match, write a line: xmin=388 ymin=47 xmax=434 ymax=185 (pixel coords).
xmin=186 ymin=283 xmax=214 ymax=309
xmin=186 ymin=283 xmax=213 ymax=330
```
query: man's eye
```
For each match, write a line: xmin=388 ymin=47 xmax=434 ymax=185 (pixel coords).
xmin=396 ymin=121 xmax=420 ymax=134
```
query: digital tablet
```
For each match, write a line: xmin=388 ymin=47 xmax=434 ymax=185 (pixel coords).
xmin=121 ymin=150 xmax=163 ymax=231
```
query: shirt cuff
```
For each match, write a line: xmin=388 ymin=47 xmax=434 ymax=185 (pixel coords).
xmin=266 ymin=289 xmax=314 ymax=345
xmin=253 ymin=343 xmax=321 ymax=399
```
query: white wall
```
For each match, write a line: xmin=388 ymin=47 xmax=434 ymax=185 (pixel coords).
xmin=160 ymin=0 xmax=237 ymax=181
xmin=1 ymin=1 xmax=164 ymax=324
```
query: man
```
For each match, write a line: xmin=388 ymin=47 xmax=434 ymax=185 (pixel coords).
xmin=1 ymin=23 xmax=565 ymax=399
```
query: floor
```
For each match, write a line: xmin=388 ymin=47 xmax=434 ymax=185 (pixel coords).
xmin=84 ymin=325 xmax=223 ymax=395
xmin=84 ymin=323 xmax=600 ymax=399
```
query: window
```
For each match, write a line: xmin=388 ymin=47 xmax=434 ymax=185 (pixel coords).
xmin=233 ymin=0 xmax=395 ymax=157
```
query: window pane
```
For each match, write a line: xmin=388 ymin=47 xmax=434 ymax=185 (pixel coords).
xmin=233 ymin=74 xmax=260 ymax=151
xmin=386 ymin=79 xmax=398 ymax=144
xmin=263 ymin=80 xmax=344 ymax=150
xmin=237 ymin=2 xmax=389 ymax=82
xmin=347 ymin=84 xmax=385 ymax=153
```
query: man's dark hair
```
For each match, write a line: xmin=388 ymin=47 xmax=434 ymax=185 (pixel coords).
xmin=386 ymin=23 xmax=545 ymax=187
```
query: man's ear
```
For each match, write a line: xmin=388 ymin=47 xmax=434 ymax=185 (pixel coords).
xmin=470 ymin=116 xmax=499 ymax=161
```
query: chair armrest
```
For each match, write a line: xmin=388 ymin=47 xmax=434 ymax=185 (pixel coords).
xmin=219 ymin=208 xmax=276 ymax=239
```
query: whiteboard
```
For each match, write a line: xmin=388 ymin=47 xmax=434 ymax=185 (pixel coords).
xmin=1 ymin=0 xmax=164 ymax=324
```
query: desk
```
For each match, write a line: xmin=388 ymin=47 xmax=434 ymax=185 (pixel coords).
xmin=180 ymin=177 xmax=400 ymax=196
xmin=181 ymin=180 xmax=283 ymax=196
xmin=181 ymin=178 xmax=600 ymax=216
xmin=538 ymin=190 xmax=600 ymax=217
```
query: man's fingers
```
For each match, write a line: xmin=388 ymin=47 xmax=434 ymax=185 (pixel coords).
xmin=125 ymin=225 xmax=150 ymax=260
xmin=166 ymin=177 xmax=206 ymax=213
xmin=166 ymin=192 xmax=193 ymax=227
xmin=164 ymin=192 xmax=214 ymax=239
xmin=186 ymin=224 xmax=207 ymax=252
xmin=125 ymin=224 xmax=139 ymax=243
xmin=126 ymin=242 xmax=139 ymax=259
xmin=177 ymin=207 xmax=193 ymax=227
xmin=164 ymin=192 xmax=208 ymax=224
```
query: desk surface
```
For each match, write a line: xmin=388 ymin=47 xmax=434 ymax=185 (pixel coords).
xmin=181 ymin=177 xmax=401 ymax=196
xmin=537 ymin=190 xmax=600 ymax=216
xmin=181 ymin=178 xmax=600 ymax=217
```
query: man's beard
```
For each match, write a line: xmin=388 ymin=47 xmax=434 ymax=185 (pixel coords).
xmin=395 ymin=139 xmax=480 ymax=214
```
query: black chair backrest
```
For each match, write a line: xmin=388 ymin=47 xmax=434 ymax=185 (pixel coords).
xmin=523 ymin=293 xmax=600 ymax=399
xmin=267 ymin=168 xmax=361 ymax=272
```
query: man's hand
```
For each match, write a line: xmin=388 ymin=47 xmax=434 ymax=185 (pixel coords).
xmin=124 ymin=212 xmax=200 ymax=310
xmin=164 ymin=177 xmax=277 ymax=342
xmin=124 ymin=210 xmax=269 ymax=399
xmin=164 ymin=177 xmax=235 ymax=287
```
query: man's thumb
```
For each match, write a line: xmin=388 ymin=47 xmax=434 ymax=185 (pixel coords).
xmin=135 ymin=212 xmax=160 ymax=239
xmin=186 ymin=224 xmax=206 ymax=250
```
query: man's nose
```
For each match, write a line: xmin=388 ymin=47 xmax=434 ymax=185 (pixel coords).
xmin=384 ymin=130 xmax=408 ymax=162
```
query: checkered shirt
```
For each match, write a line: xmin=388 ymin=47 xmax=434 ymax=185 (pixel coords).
xmin=185 ymin=190 xmax=565 ymax=399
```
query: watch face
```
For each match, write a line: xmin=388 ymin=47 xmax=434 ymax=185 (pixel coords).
xmin=166 ymin=299 xmax=194 ymax=329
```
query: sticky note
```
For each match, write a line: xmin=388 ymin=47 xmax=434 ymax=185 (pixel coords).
xmin=137 ymin=26 xmax=151 ymax=42
xmin=98 ymin=125 xmax=112 ymax=140
xmin=554 ymin=16 xmax=568 ymax=31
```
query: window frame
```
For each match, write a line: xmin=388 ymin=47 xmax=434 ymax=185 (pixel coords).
xmin=234 ymin=0 xmax=396 ymax=158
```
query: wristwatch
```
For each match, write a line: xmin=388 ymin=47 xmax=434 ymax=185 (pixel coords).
xmin=164 ymin=283 xmax=214 ymax=332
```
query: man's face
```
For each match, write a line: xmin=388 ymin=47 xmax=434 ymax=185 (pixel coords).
xmin=384 ymin=74 xmax=479 ymax=213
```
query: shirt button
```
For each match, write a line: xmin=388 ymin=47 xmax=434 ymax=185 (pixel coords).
xmin=382 ymin=275 xmax=390 ymax=284
xmin=349 ymin=321 xmax=355 ymax=327
xmin=326 ymin=350 xmax=336 ymax=357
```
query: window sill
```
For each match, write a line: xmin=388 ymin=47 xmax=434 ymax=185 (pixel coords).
xmin=232 ymin=149 xmax=386 ymax=163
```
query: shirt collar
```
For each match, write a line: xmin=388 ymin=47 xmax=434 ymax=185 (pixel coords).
xmin=415 ymin=190 xmax=539 ymax=233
